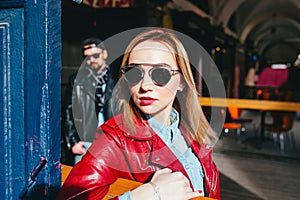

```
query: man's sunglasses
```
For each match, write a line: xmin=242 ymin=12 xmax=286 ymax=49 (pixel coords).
xmin=84 ymin=53 xmax=101 ymax=59
xmin=121 ymin=64 xmax=181 ymax=86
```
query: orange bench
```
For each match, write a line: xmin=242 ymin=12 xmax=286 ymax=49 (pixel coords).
xmin=61 ymin=164 xmax=215 ymax=200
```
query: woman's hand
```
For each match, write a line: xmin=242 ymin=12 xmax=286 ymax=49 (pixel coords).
xmin=130 ymin=168 xmax=200 ymax=200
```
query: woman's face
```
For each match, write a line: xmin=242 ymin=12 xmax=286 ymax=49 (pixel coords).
xmin=127 ymin=40 xmax=183 ymax=122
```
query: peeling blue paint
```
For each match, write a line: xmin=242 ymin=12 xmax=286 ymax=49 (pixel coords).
xmin=0 ymin=0 xmax=61 ymax=199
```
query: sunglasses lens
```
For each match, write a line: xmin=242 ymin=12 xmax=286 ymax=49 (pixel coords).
xmin=92 ymin=54 xmax=100 ymax=59
xmin=151 ymin=68 xmax=172 ymax=85
xmin=86 ymin=53 xmax=100 ymax=59
xmin=123 ymin=67 xmax=143 ymax=84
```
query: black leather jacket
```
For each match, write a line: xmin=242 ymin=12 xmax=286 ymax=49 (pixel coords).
xmin=64 ymin=66 xmax=117 ymax=149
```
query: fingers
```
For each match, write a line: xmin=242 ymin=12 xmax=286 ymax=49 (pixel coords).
xmin=152 ymin=168 xmax=189 ymax=186
xmin=185 ymin=186 xmax=193 ymax=193
xmin=150 ymin=169 xmax=198 ymax=200
xmin=186 ymin=191 xmax=201 ymax=200
xmin=151 ymin=168 xmax=172 ymax=180
xmin=172 ymin=171 xmax=190 ymax=186
xmin=155 ymin=168 xmax=172 ymax=175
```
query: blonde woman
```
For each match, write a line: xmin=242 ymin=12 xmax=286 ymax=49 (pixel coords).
xmin=58 ymin=28 xmax=220 ymax=200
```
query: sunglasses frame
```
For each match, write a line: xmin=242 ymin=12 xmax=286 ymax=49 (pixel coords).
xmin=121 ymin=64 xmax=181 ymax=86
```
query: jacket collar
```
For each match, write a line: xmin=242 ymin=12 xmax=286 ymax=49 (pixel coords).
xmin=107 ymin=114 xmax=212 ymax=154
xmin=109 ymin=114 xmax=155 ymax=140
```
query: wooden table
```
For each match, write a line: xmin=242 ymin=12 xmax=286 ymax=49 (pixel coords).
xmin=199 ymin=97 xmax=300 ymax=111
xmin=199 ymin=97 xmax=300 ymax=147
xmin=103 ymin=178 xmax=214 ymax=200
xmin=61 ymin=164 xmax=215 ymax=200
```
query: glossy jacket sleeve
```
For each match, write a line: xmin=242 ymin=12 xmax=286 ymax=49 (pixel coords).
xmin=57 ymin=130 xmax=132 ymax=199
xmin=64 ymin=73 xmax=81 ymax=149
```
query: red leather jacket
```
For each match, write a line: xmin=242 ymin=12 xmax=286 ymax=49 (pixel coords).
xmin=57 ymin=114 xmax=220 ymax=200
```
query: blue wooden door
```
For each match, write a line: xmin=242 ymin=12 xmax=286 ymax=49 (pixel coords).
xmin=0 ymin=0 xmax=61 ymax=199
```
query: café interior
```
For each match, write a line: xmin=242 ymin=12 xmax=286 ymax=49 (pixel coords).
xmin=61 ymin=0 xmax=300 ymax=199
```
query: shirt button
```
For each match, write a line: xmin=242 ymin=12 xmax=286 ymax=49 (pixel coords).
xmin=185 ymin=165 xmax=190 ymax=169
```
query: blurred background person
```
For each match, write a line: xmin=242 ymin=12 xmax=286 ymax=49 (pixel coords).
xmin=63 ymin=37 xmax=117 ymax=165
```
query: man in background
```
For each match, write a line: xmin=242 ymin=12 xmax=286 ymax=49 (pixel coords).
xmin=64 ymin=38 xmax=117 ymax=164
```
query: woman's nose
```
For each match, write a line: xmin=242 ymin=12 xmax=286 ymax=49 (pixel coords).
xmin=140 ymin=71 xmax=154 ymax=90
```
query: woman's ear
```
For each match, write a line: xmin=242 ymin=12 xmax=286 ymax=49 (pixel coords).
xmin=178 ymin=83 xmax=186 ymax=92
xmin=178 ymin=78 xmax=186 ymax=92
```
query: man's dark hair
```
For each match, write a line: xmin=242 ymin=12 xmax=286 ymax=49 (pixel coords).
xmin=82 ymin=37 xmax=106 ymax=52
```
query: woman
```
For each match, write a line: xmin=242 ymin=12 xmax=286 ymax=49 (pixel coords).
xmin=58 ymin=28 xmax=220 ymax=200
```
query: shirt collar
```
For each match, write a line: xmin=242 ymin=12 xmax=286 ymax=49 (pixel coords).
xmin=147 ymin=108 xmax=180 ymax=142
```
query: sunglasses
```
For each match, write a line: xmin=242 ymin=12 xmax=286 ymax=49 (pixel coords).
xmin=121 ymin=64 xmax=181 ymax=86
xmin=84 ymin=53 xmax=101 ymax=59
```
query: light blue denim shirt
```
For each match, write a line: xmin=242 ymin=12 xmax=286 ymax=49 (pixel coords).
xmin=119 ymin=108 xmax=204 ymax=200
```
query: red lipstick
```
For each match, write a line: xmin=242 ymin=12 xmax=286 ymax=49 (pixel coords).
xmin=139 ymin=97 xmax=156 ymax=105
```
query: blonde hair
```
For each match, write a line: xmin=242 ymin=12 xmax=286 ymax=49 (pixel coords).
xmin=113 ymin=28 xmax=216 ymax=145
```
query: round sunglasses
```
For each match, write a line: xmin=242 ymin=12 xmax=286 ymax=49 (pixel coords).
xmin=121 ymin=64 xmax=181 ymax=86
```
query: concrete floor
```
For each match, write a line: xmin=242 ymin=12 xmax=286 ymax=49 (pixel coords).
xmin=214 ymin=152 xmax=300 ymax=200
xmin=213 ymin=110 xmax=300 ymax=200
